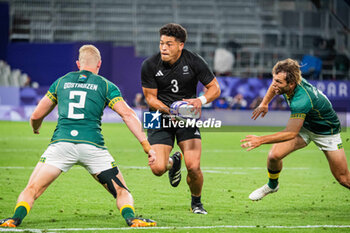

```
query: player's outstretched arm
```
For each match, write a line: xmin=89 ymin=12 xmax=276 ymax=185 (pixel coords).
xmin=241 ymin=118 xmax=304 ymax=151
xmin=183 ymin=78 xmax=221 ymax=114
xmin=252 ymin=83 xmax=277 ymax=120
xmin=142 ymin=87 xmax=170 ymax=114
xmin=30 ymin=96 xmax=57 ymax=134
xmin=251 ymin=104 xmax=269 ymax=120
xmin=113 ymin=100 xmax=156 ymax=165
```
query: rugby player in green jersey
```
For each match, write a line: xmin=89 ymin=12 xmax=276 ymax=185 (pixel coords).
xmin=0 ymin=45 xmax=156 ymax=228
xmin=241 ymin=58 xmax=350 ymax=201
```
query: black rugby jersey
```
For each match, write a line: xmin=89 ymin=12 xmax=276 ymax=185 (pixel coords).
xmin=141 ymin=49 xmax=215 ymax=107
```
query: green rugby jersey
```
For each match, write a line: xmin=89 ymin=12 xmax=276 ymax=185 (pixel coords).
xmin=46 ymin=70 xmax=124 ymax=148
xmin=283 ymin=78 xmax=340 ymax=135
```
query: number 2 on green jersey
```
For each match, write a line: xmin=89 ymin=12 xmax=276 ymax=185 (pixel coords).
xmin=68 ymin=91 xmax=86 ymax=119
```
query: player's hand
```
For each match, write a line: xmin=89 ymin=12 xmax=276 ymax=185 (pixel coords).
xmin=252 ymin=104 xmax=268 ymax=120
xmin=183 ymin=98 xmax=202 ymax=116
xmin=240 ymin=135 xmax=262 ymax=151
xmin=147 ymin=149 xmax=156 ymax=166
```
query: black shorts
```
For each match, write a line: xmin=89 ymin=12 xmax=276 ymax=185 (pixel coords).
xmin=147 ymin=127 xmax=201 ymax=147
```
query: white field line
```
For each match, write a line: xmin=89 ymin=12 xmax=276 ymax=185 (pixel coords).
xmin=0 ymin=149 xmax=260 ymax=153
xmin=0 ymin=166 xmax=309 ymax=176
xmin=0 ymin=137 xmax=51 ymax=141
xmin=1 ymin=225 xmax=350 ymax=232
xmin=0 ymin=166 xmax=247 ymax=175
xmin=0 ymin=148 xmax=322 ymax=153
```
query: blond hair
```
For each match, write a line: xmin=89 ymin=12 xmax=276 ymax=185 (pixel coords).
xmin=272 ymin=58 xmax=302 ymax=84
xmin=79 ymin=45 xmax=101 ymax=66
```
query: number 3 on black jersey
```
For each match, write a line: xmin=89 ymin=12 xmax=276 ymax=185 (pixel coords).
xmin=171 ymin=79 xmax=179 ymax=93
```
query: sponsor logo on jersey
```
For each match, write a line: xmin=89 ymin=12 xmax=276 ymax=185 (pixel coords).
xmin=155 ymin=70 xmax=164 ymax=77
xmin=183 ymin=65 xmax=189 ymax=75
xmin=143 ymin=110 xmax=161 ymax=129
xmin=70 ymin=130 xmax=79 ymax=137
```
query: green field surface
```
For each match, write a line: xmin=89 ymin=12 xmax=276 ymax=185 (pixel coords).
xmin=0 ymin=121 xmax=350 ymax=233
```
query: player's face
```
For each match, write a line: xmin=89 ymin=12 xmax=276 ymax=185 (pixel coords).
xmin=159 ymin=35 xmax=184 ymax=65
xmin=272 ymin=72 xmax=293 ymax=95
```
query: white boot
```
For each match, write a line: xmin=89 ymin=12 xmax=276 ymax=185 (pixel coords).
xmin=249 ymin=184 xmax=279 ymax=201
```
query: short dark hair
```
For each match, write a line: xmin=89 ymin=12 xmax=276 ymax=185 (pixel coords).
xmin=272 ymin=58 xmax=302 ymax=84
xmin=159 ymin=23 xmax=187 ymax=43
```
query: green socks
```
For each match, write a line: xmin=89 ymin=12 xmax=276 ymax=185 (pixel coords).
xmin=120 ymin=205 xmax=135 ymax=220
xmin=12 ymin=201 xmax=31 ymax=221
xmin=267 ymin=169 xmax=280 ymax=189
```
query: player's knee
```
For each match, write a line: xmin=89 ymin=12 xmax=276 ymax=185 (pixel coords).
xmin=187 ymin=164 xmax=201 ymax=177
xmin=117 ymin=186 xmax=131 ymax=198
xmin=150 ymin=165 xmax=167 ymax=176
xmin=97 ymin=167 xmax=129 ymax=198
xmin=268 ymin=150 xmax=282 ymax=162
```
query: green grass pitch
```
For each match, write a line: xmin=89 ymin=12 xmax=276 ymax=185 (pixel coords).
xmin=0 ymin=121 xmax=350 ymax=233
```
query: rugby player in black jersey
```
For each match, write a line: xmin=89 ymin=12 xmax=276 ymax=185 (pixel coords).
xmin=141 ymin=23 xmax=220 ymax=214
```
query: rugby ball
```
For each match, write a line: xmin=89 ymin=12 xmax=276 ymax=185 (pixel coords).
xmin=170 ymin=101 xmax=200 ymax=120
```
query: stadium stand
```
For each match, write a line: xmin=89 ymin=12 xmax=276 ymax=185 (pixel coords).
xmin=0 ymin=60 xmax=29 ymax=87
xmin=2 ymin=0 xmax=349 ymax=80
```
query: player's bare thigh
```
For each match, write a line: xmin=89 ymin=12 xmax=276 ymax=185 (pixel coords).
xmin=178 ymin=138 xmax=202 ymax=170
xmin=27 ymin=162 xmax=62 ymax=186
xmin=324 ymin=149 xmax=350 ymax=184
xmin=19 ymin=163 xmax=61 ymax=204
xmin=269 ymin=135 xmax=307 ymax=160
xmin=149 ymin=144 xmax=173 ymax=175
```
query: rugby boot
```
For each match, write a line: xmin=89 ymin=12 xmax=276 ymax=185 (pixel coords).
xmin=168 ymin=152 xmax=182 ymax=187
xmin=249 ymin=184 xmax=279 ymax=201
xmin=0 ymin=218 xmax=22 ymax=228
xmin=191 ymin=203 xmax=208 ymax=215
xmin=126 ymin=217 xmax=157 ymax=227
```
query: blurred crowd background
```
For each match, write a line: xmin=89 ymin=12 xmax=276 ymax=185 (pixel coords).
xmin=0 ymin=0 xmax=349 ymax=115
